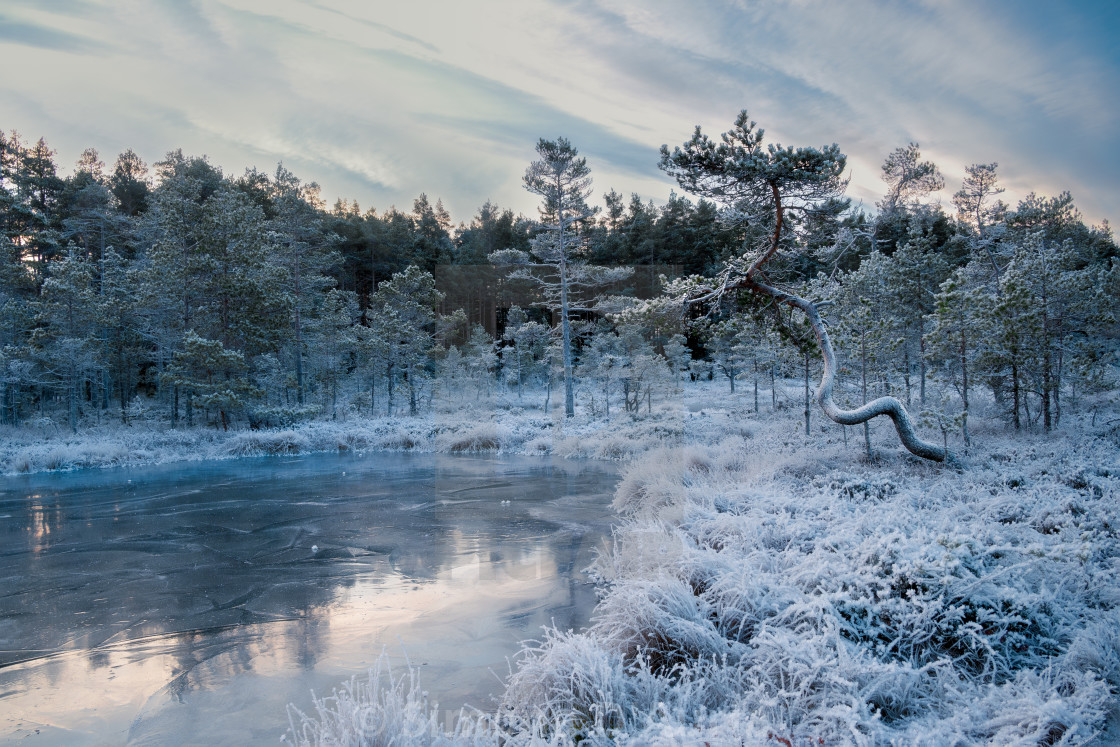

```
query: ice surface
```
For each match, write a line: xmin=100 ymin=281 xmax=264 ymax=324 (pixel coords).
xmin=0 ymin=452 xmax=619 ymax=745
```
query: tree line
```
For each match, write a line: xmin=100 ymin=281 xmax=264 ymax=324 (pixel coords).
xmin=0 ymin=123 xmax=1115 ymax=440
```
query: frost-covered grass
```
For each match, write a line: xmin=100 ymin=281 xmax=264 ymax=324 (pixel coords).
xmin=554 ymin=430 xmax=1120 ymax=743
xmin=284 ymin=652 xmax=497 ymax=747
xmin=0 ymin=380 xmax=750 ymax=475
xmin=8 ymin=382 xmax=1119 ymax=743
xmin=278 ymin=389 xmax=1120 ymax=744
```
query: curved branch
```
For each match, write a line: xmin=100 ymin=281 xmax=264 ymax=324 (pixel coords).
xmin=740 ymin=277 xmax=951 ymax=463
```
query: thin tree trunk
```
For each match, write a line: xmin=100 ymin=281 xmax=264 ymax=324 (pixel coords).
xmin=544 ymin=361 xmax=552 ymax=412
xmin=861 ymin=329 xmax=871 ymax=457
xmin=408 ymin=370 xmax=418 ymax=416
xmin=903 ymin=346 xmax=911 ymax=407
xmin=557 ymin=178 xmax=575 ymax=418
xmin=959 ymin=328 xmax=971 ymax=447
xmin=1042 ymin=350 xmax=1052 ymax=432
xmin=294 ymin=303 xmax=304 ymax=405
xmin=919 ymin=325 xmax=927 ymax=405
xmin=1011 ymin=360 xmax=1021 ymax=430
xmin=386 ymin=362 xmax=394 ymax=417
xmin=770 ymin=364 xmax=776 ymax=412
xmin=803 ymin=352 xmax=811 ymax=437
xmin=68 ymin=365 xmax=78 ymax=434
xmin=1054 ymin=342 xmax=1063 ymax=427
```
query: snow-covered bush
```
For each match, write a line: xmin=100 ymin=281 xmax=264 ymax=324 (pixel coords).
xmin=437 ymin=424 xmax=508 ymax=453
xmin=225 ymin=429 xmax=310 ymax=456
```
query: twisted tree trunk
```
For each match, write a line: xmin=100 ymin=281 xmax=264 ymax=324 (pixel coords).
xmin=742 ymin=277 xmax=950 ymax=462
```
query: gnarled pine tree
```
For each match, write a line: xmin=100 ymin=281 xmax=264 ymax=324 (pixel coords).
xmin=660 ymin=110 xmax=949 ymax=462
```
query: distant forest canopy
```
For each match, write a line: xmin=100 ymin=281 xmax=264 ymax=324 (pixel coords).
xmin=0 ymin=127 xmax=1116 ymax=435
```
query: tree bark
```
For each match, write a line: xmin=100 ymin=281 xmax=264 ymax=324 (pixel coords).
xmin=959 ymin=328 xmax=971 ymax=447
xmin=803 ymin=352 xmax=810 ymax=437
xmin=743 ymin=278 xmax=949 ymax=462
xmin=1042 ymin=350 xmax=1052 ymax=432
xmin=861 ymin=328 xmax=871 ymax=457
xmin=1011 ymin=360 xmax=1021 ymax=430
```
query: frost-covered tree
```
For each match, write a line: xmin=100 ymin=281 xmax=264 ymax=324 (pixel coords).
xmin=885 ymin=225 xmax=951 ymax=405
xmin=615 ymin=322 xmax=666 ymax=414
xmin=33 ymin=249 xmax=99 ymax=431
xmin=662 ymin=332 xmax=691 ymax=391
xmin=94 ymin=248 xmax=143 ymax=423
xmin=953 ymin=162 xmax=1007 ymax=280
xmin=878 ymin=142 xmax=944 ymax=215
xmin=460 ymin=323 xmax=497 ymax=401
xmin=162 ymin=330 xmax=256 ymax=430
xmin=984 ymin=235 xmax=1111 ymax=432
xmin=364 ymin=265 xmax=443 ymax=416
xmin=305 ymin=288 xmax=358 ymax=419
xmin=925 ymin=262 xmax=991 ymax=446
xmin=660 ymin=110 xmax=948 ymax=461
xmin=498 ymin=137 xmax=631 ymax=417
xmin=266 ymin=164 xmax=339 ymax=408
xmin=521 ymin=136 xmax=592 ymax=418
xmin=582 ymin=323 xmax=624 ymax=416
xmin=0 ymin=230 xmax=36 ymax=423
xmin=705 ymin=316 xmax=751 ymax=393
xmin=501 ymin=306 xmax=549 ymax=400
xmin=821 ymin=258 xmax=896 ymax=456
xmin=137 ymin=159 xmax=286 ymax=425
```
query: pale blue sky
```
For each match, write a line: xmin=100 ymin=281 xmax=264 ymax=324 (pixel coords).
xmin=2 ymin=0 xmax=1117 ymax=226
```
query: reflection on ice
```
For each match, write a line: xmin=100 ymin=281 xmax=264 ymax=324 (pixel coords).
xmin=0 ymin=452 xmax=618 ymax=745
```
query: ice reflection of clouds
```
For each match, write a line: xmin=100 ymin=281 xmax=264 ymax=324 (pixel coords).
xmin=0 ymin=453 xmax=617 ymax=743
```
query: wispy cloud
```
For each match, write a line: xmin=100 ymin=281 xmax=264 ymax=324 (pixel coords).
xmin=0 ymin=0 xmax=1115 ymax=224
xmin=0 ymin=11 xmax=106 ymax=55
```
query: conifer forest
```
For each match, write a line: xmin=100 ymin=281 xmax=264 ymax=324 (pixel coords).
xmin=1 ymin=124 xmax=1114 ymax=440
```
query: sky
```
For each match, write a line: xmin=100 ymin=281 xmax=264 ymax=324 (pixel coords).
xmin=2 ymin=0 xmax=1118 ymax=228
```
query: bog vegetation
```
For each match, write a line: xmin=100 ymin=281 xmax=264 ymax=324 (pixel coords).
xmin=3 ymin=112 xmax=1119 ymax=742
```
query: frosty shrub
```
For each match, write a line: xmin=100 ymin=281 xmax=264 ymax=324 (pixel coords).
xmin=499 ymin=629 xmax=632 ymax=740
xmin=612 ymin=446 xmax=723 ymax=519
xmin=377 ymin=429 xmax=424 ymax=451
xmin=225 ymin=430 xmax=310 ymax=456
xmin=437 ymin=424 xmax=508 ymax=453
xmin=285 ymin=652 xmax=495 ymax=747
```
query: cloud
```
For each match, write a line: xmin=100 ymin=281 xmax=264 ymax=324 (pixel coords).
xmin=306 ymin=1 xmax=441 ymax=54
xmin=0 ymin=0 xmax=1115 ymax=225
xmin=0 ymin=12 xmax=107 ymax=55
xmin=564 ymin=0 xmax=1120 ymax=222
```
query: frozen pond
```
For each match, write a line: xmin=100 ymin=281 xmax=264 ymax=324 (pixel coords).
xmin=0 ymin=452 xmax=620 ymax=745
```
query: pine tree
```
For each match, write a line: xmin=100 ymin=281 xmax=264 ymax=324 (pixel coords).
xmin=365 ymin=266 xmax=443 ymax=416
xmin=510 ymin=137 xmax=631 ymax=417
xmin=33 ymin=250 xmax=99 ymax=432
xmin=500 ymin=306 xmax=549 ymax=400
xmin=660 ymin=109 xmax=947 ymax=461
